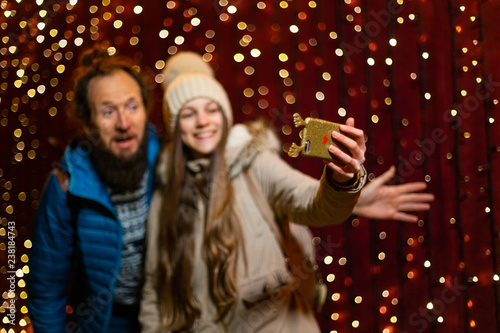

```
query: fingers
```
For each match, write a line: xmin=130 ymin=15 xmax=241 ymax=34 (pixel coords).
xmin=398 ymin=202 xmax=432 ymax=212
xmin=390 ymin=182 xmax=435 ymax=206
xmin=331 ymin=128 xmax=363 ymax=153
xmin=396 ymin=182 xmax=428 ymax=194
xmin=339 ymin=122 xmax=365 ymax=148
xmin=371 ymin=165 xmax=396 ymax=186
xmin=328 ymin=118 xmax=365 ymax=169
xmin=345 ymin=117 xmax=355 ymax=127
xmin=327 ymin=142 xmax=358 ymax=171
xmin=400 ymin=192 xmax=435 ymax=203
xmin=394 ymin=212 xmax=419 ymax=223
xmin=340 ymin=124 xmax=366 ymax=163
xmin=323 ymin=159 xmax=357 ymax=179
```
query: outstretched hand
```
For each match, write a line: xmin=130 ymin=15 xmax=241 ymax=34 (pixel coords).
xmin=352 ymin=165 xmax=435 ymax=222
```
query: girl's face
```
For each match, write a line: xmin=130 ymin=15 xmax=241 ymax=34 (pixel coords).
xmin=178 ymin=97 xmax=224 ymax=158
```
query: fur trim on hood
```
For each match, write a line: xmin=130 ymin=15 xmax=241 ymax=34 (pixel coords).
xmin=226 ymin=119 xmax=281 ymax=178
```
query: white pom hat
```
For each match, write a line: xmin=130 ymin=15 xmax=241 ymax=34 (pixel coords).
xmin=162 ymin=52 xmax=233 ymax=134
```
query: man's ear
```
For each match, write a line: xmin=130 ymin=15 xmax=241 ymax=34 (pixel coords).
xmin=82 ymin=123 xmax=92 ymax=135
xmin=81 ymin=120 xmax=99 ymax=141
xmin=81 ymin=122 xmax=102 ymax=146
xmin=81 ymin=112 xmax=95 ymax=135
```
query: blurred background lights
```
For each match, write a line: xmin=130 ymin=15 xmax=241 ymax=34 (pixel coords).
xmin=159 ymin=30 xmax=169 ymax=39
xmin=174 ymin=36 xmax=184 ymax=45
xmin=279 ymin=69 xmax=289 ymax=78
xmin=250 ymin=48 xmax=261 ymax=57
xmin=133 ymin=6 xmax=143 ymax=14
xmin=191 ymin=18 xmax=201 ymax=26
xmin=234 ymin=53 xmax=244 ymax=62
xmin=244 ymin=66 xmax=254 ymax=75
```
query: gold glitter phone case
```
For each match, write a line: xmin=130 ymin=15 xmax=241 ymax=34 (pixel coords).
xmin=287 ymin=113 xmax=351 ymax=163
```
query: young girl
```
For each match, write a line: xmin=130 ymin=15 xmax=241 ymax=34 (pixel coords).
xmin=140 ymin=51 xmax=367 ymax=332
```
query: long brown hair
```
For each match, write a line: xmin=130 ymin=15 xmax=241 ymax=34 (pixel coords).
xmin=157 ymin=113 xmax=241 ymax=330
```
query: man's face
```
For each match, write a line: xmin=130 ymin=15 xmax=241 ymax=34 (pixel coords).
xmin=88 ymin=70 xmax=147 ymax=159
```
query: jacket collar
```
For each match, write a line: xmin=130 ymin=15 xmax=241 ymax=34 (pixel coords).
xmin=60 ymin=124 xmax=160 ymax=212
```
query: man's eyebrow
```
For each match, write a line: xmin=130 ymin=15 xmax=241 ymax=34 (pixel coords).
xmin=99 ymin=97 xmax=138 ymax=106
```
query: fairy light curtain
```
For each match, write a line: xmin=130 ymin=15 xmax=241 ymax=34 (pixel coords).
xmin=1 ymin=0 xmax=499 ymax=332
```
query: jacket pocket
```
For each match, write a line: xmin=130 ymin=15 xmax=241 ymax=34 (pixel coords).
xmin=239 ymin=267 xmax=292 ymax=309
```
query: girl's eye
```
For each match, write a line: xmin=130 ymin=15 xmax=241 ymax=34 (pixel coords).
xmin=207 ymin=103 xmax=220 ymax=113
xmin=180 ymin=111 xmax=194 ymax=118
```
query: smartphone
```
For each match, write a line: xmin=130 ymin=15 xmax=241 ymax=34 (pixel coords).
xmin=288 ymin=113 xmax=351 ymax=163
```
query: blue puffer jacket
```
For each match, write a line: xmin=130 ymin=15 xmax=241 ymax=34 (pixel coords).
xmin=28 ymin=124 xmax=160 ymax=333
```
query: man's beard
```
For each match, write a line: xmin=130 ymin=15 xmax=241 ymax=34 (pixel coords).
xmin=89 ymin=130 xmax=149 ymax=193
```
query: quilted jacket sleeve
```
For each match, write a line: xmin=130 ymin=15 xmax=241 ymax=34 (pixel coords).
xmin=28 ymin=171 xmax=77 ymax=333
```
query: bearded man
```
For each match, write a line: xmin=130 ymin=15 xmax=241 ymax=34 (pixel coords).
xmin=28 ymin=47 xmax=160 ymax=333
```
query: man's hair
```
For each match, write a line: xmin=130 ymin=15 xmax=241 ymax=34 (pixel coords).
xmin=71 ymin=46 xmax=149 ymax=127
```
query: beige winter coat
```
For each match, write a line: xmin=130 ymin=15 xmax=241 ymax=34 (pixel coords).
xmin=140 ymin=121 xmax=366 ymax=332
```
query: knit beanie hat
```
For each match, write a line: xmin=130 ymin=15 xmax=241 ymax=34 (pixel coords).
xmin=162 ymin=51 xmax=233 ymax=134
